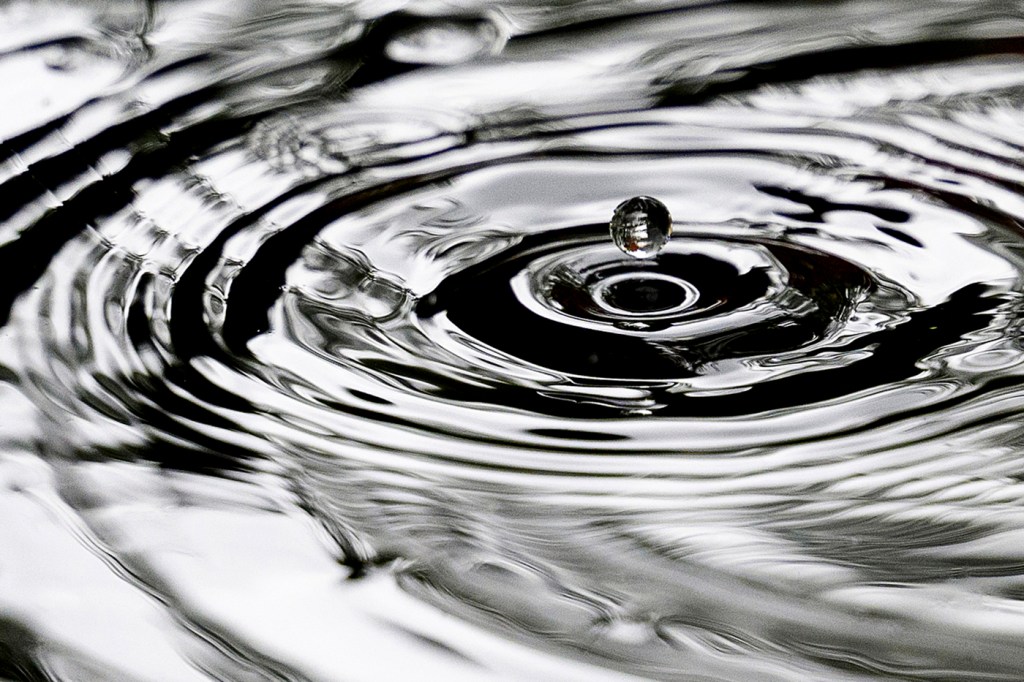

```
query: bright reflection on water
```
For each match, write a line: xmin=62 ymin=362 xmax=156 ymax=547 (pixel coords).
xmin=4 ymin=1 xmax=1024 ymax=680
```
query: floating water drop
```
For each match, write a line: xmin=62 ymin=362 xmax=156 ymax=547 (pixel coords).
xmin=384 ymin=15 xmax=507 ymax=65
xmin=609 ymin=196 xmax=672 ymax=259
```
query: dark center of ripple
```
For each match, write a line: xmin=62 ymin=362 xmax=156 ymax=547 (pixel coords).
xmin=593 ymin=273 xmax=698 ymax=316
xmin=418 ymin=228 xmax=873 ymax=382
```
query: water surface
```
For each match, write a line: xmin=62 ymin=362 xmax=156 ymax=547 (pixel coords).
xmin=3 ymin=1 xmax=1024 ymax=680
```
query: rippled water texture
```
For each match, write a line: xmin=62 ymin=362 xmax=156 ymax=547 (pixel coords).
xmin=6 ymin=1 xmax=1024 ymax=680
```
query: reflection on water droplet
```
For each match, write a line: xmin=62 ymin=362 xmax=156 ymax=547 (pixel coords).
xmin=43 ymin=46 xmax=74 ymax=71
xmin=609 ymin=196 xmax=672 ymax=259
xmin=385 ymin=15 xmax=507 ymax=65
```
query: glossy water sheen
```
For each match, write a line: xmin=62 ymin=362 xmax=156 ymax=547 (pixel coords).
xmin=4 ymin=1 xmax=1024 ymax=680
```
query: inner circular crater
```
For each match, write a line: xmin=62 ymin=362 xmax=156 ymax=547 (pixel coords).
xmin=524 ymin=240 xmax=779 ymax=332
xmin=592 ymin=272 xmax=699 ymax=317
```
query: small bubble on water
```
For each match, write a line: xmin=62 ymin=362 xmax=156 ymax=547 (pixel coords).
xmin=609 ymin=196 xmax=672 ymax=259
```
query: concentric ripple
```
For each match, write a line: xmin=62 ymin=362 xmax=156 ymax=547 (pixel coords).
xmin=4 ymin=1 xmax=1024 ymax=681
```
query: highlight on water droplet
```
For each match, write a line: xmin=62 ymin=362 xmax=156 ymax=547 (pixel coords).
xmin=609 ymin=196 xmax=672 ymax=259
xmin=384 ymin=14 xmax=508 ymax=65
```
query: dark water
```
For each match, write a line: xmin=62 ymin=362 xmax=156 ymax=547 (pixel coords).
xmin=4 ymin=1 xmax=1024 ymax=679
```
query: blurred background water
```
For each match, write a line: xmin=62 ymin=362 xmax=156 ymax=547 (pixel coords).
xmin=4 ymin=1 xmax=1024 ymax=679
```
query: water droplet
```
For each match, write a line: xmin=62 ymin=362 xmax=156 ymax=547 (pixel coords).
xmin=609 ymin=196 xmax=672 ymax=259
xmin=385 ymin=16 xmax=507 ymax=65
